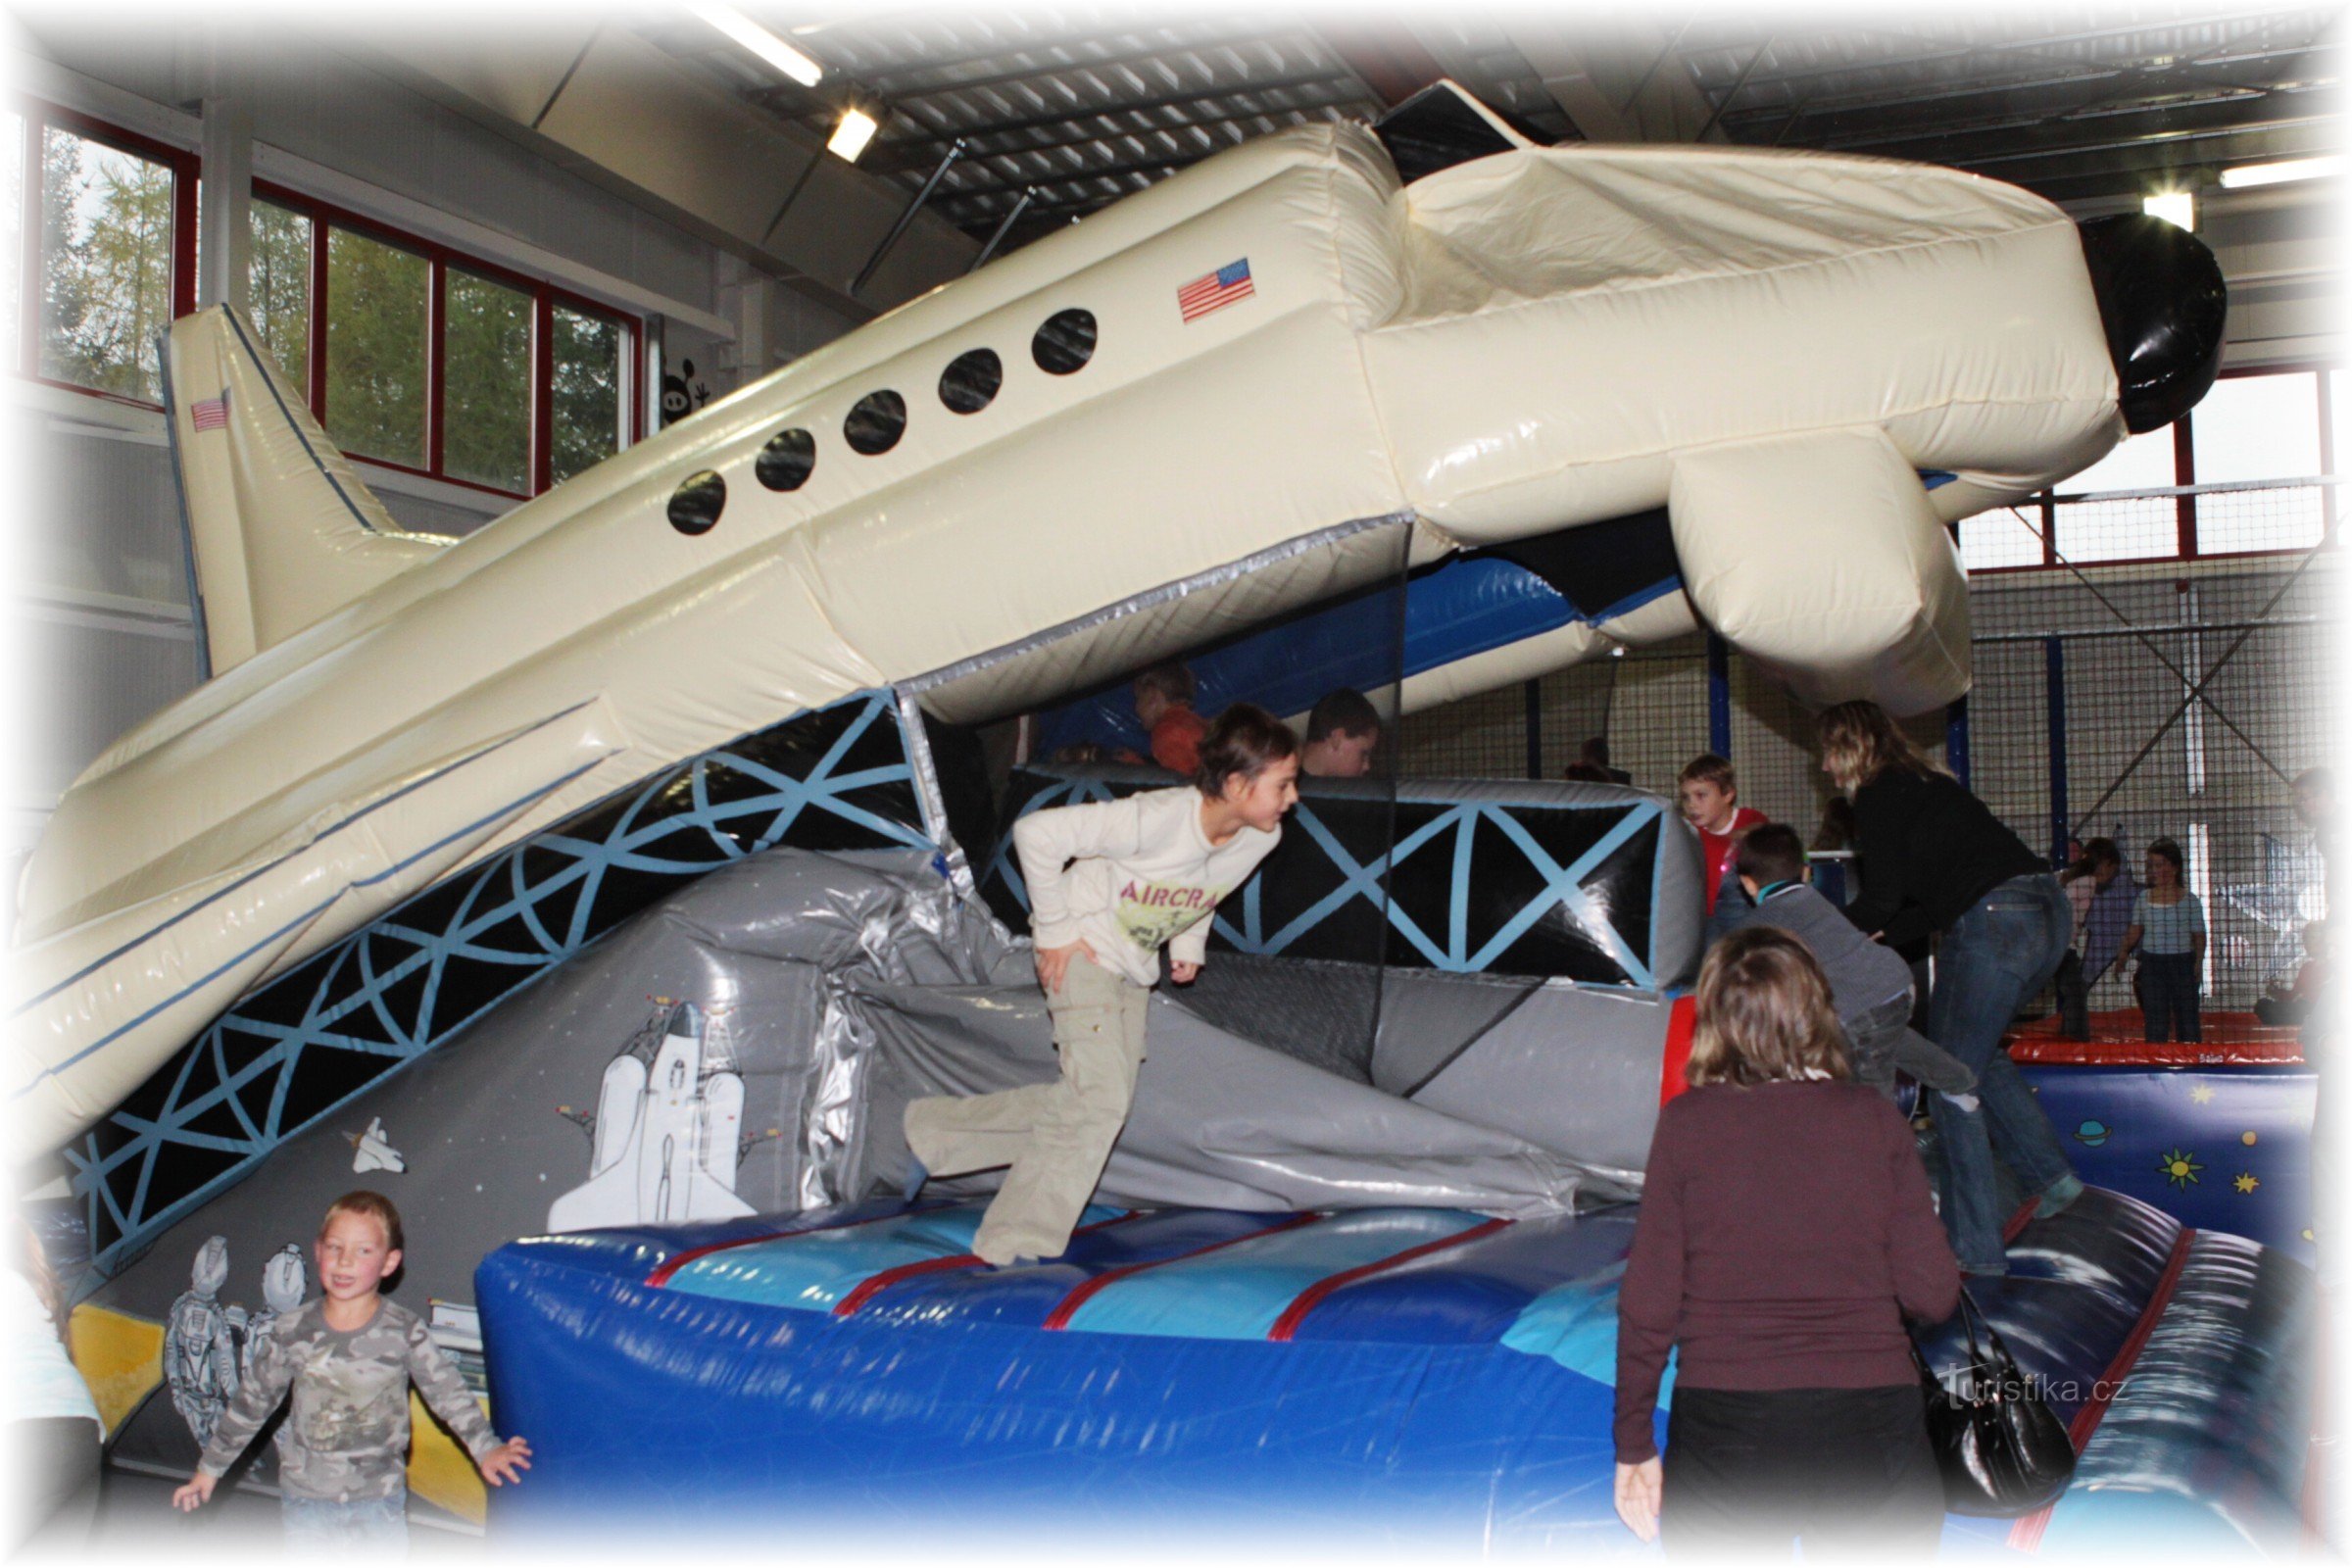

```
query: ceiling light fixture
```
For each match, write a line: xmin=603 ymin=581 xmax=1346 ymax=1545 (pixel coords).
xmin=692 ymin=3 xmax=822 ymax=87
xmin=828 ymin=107 xmax=879 ymax=163
xmin=2142 ymin=190 xmax=2195 ymax=231
xmin=2220 ymin=155 xmax=2342 ymax=189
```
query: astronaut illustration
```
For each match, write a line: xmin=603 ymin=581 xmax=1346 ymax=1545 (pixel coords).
xmin=549 ymin=1002 xmax=753 ymax=1231
xmin=239 ymin=1244 xmax=308 ymax=1384
xmin=164 ymin=1236 xmax=239 ymax=1449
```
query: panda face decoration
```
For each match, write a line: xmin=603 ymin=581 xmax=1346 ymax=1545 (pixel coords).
xmin=662 ymin=359 xmax=709 ymax=425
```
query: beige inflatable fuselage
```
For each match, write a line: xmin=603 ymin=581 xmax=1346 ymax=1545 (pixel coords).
xmin=11 ymin=115 xmax=2123 ymax=1147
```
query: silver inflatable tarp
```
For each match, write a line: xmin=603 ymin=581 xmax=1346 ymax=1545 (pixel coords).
xmin=851 ymin=977 xmax=1622 ymax=1218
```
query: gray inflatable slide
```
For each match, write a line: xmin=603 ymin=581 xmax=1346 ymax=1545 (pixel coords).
xmin=76 ymin=764 xmax=1702 ymax=1522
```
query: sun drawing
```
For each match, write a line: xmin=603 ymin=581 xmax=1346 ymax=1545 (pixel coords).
xmin=2158 ymin=1147 xmax=2203 ymax=1188
xmin=2234 ymin=1173 xmax=2260 ymax=1195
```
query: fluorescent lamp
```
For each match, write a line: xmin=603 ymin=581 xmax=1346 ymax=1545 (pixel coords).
xmin=828 ymin=107 xmax=879 ymax=163
xmin=2220 ymin=155 xmax=2342 ymax=189
xmin=2142 ymin=190 xmax=2195 ymax=231
xmin=693 ymin=3 xmax=822 ymax=87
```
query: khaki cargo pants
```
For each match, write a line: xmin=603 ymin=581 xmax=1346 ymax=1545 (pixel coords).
xmin=903 ymin=956 xmax=1148 ymax=1266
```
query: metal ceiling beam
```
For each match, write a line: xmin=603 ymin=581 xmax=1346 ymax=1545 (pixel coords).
xmin=1858 ymin=113 xmax=2337 ymax=203
xmin=869 ymin=72 xmax=1363 ymax=172
xmin=1499 ymin=17 xmax=1728 ymax=142
xmin=1737 ymin=58 xmax=2325 ymax=149
xmin=935 ymin=136 xmax=1263 ymax=204
xmin=1692 ymin=35 xmax=1773 ymax=142
xmin=854 ymin=137 xmax=964 ymax=298
xmin=941 ymin=40 xmax=2332 ymax=217
xmin=808 ymin=9 xmax=1269 ymax=93
xmin=1993 ymin=123 xmax=2337 ymax=202
xmin=949 ymin=188 xmax=1151 ymax=231
xmin=923 ymin=112 xmax=1346 ymax=190
xmin=1811 ymin=89 xmax=2332 ymax=164
xmin=1313 ymin=22 xmax=1450 ymax=106
xmin=1716 ymin=41 xmax=2329 ymax=131
xmin=851 ymin=24 xmax=1330 ymax=106
xmin=1960 ymin=113 xmax=2338 ymax=172
xmin=1728 ymin=8 xmax=2334 ymax=93
xmin=967 ymin=186 xmax=1036 ymax=270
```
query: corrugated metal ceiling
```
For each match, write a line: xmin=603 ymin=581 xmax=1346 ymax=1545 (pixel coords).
xmin=642 ymin=5 xmax=2339 ymax=254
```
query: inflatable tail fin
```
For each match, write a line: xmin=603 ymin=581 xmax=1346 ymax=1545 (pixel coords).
xmin=162 ymin=305 xmax=456 ymax=677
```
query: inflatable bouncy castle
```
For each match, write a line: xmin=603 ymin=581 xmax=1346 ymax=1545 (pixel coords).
xmin=21 ymin=83 xmax=2305 ymax=1552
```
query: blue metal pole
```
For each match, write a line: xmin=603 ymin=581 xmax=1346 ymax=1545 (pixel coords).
xmin=1706 ymin=634 xmax=1732 ymax=758
xmin=1944 ymin=694 xmax=1971 ymax=790
xmin=2045 ymin=636 xmax=2070 ymax=867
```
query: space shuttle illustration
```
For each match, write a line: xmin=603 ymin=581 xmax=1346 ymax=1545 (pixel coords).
xmin=9 ymin=83 xmax=2225 ymax=1151
xmin=547 ymin=1003 xmax=753 ymax=1232
xmin=347 ymin=1116 xmax=405 ymax=1175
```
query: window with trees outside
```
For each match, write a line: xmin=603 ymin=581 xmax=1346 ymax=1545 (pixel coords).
xmin=5 ymin=102 xmax=637 ymax=500
xmin=255 ymin=184 xmax=638 ymax=499
xmin=7 ymin=106 xmax=196 ymax=405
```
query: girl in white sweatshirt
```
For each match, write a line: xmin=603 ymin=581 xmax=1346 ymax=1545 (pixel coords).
xmin=905 ymin=704 xmax=1299 ymax=1265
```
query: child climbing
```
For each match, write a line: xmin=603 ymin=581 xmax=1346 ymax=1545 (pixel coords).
xmin=905 ymin=704 xmax=1299 ymax=1266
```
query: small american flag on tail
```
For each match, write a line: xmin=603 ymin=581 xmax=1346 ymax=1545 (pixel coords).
xmin=189 ymin=389 xmax=230 ymax=432
xmin=1177 ymin=259 xmax=1253 ymax=323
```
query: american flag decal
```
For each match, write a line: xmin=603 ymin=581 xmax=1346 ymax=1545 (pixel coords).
xmin=190 ymin=389 xmax=230 ymax=432
xmin=1177 ymin=258 xmax=1253 ymax=322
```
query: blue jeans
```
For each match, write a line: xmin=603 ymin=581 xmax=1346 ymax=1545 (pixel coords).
xmin=2136 ymin=952 xmax=2202 ymax=1043
xmin=1926 ymin=873 xmax=2076 ymax=1273
xmin=282 ymin=1493 xmax=407 ymax=1555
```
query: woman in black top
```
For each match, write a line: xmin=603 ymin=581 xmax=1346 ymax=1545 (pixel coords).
xmin=1821 ymin=701 xmax=2081 ymax=1275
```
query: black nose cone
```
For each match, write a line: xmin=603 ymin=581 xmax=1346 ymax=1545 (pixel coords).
xmin=2077 ymin=214 xmax=2229 ymax=434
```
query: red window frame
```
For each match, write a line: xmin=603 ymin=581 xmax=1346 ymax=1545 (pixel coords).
xmin=1969 ymin=363 xmax=2341 ymax=577
xmin=12 ymin=103 xmax=200 ymax=409
xmin=6 ymin=97 xmax=643 ymax=497
xmin=257 ymin=179 xmax=643 ymax=501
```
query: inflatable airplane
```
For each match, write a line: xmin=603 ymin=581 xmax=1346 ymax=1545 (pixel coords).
xmin=9 ymin=83 xmax=2223 ymax=1150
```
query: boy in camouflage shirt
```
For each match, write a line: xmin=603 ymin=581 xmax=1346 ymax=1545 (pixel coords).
xmin=173 ymin=1191 xmax=530 ymax=1548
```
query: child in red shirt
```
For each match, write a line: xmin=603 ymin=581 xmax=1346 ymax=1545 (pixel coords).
xmin=1133 ymin=661 xmax=1209 ymax=775
xmin=1679 ymin=754 xmax=1766 ymax=915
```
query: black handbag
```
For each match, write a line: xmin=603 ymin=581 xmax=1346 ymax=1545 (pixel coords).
xmin=1914 ymin=1289 xmax=2077 ymax=1516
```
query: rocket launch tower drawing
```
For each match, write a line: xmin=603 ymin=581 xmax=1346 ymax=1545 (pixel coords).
xmin=548 ymin=1002 xmax=754 ymax=1231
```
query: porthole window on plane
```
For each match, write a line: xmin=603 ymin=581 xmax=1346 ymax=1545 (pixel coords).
xmin=939 ymin=348 xmax=1003 ymax=415
xmin=668 ymin=470 xmax=725 ymax=535
xmin=757 ymin=427 xmax=816 ymax=490
xmin=1032 ymin=309 xmax=1096 ymax=375
xmin=845 ymin=390 xmax=907 ymax=455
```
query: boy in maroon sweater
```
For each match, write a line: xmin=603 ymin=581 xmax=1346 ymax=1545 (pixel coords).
xmin=1614 ymin=927 xmax=1959 ymax=1557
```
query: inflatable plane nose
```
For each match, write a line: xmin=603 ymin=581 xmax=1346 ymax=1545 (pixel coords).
xmin=2077 ymin=214 xmax=2229 ymax=433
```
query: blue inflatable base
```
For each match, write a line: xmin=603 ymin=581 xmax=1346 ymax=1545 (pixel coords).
xmin=477 ymin=1189 xmax=2319 ymax=1553
xmin=2023 ymin=1063 xmax=2316 ymax=1263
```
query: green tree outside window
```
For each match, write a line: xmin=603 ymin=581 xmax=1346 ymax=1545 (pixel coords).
xmin=2 ymin=114 xmax=24 ymax=369
xmin=247 ymin=199 xmax=312 ymax=399
xmin=23 ymin=124 xmax=634 ymax=490
xmin=324 ymin=226 xmax=426 ymax=468
xmin=552 ymin=305 xmax=621 ymax=486
xmin=444 ymin=270 xmax=533 ymax=493
xmin=40 ymin=127 xmax=174 ymax=402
